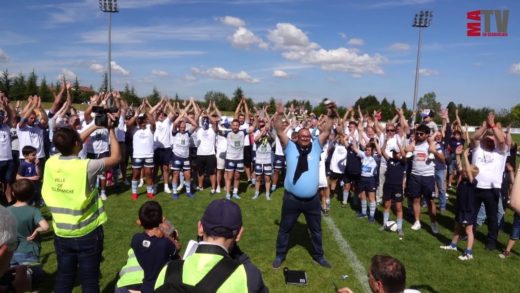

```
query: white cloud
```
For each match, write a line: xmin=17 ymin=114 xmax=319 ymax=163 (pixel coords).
xmin=339 ymin=32 xmax=348 ymax=39
xmin=57 ymin=69 xmax=77 ymax=81
xmin=152 ymin=69 xmax=169 ymax=77
xmin=192 ymin=67 xmax=260 ymax=83
xmin=389 ymin=42 xmax=410 ymax=51
xmin=268 ymin=23 xmax=385 ymax=76
xmin=111 ymin=61 xmax=130 ymax=76
xmin=348 ymin=38 xmax=365 ymax=46
xmin=419 ymin=68 xmax=439 ymax=76
xmin=510 ymin=63 xmax=520 ymax=75
xmin=218 ymin=16 xmax=246 ymax=27
xmin=89 ymin=63 xmax=105 ymax=73
xmin=273 ymin=70 xmax=288 ymax=78
xmin=0 ymin=49 xmax=8 ymax=62
xmin=230 ymin=27 xmax=268 ymax=49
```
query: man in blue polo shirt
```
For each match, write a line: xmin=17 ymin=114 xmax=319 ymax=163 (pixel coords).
xmin=272 ymin=102 xmax=334 ymax=269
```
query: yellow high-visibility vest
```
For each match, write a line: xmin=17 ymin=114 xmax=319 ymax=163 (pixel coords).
xmin=116 ymin=248 xmax=144 ymax=289
xmin=42 ymin=155 xmax=107 ymax=237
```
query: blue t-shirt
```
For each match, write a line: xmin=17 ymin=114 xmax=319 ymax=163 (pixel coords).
xmin=385 ymin=158 xmax=406 ymax=184
xmin=284 ymin=138 xmax=322 ymax=198
xmin=131 ymin=233 xmax=177 ymax=293
xmin=18 ymin=161 xmax=37 ymax=177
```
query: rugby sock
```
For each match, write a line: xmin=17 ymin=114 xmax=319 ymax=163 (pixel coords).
xmin=179 ymin=172 xmax=184 ymax=186
xmin=449 ymin=242 xmax=457 ymax=248
xmin=369 ymin=202 xmax=376 ymax=218
xmin=172 ymin=184 xmax=178 ymax=194
xmin=361 ymin=200 xmax=367 ymax=215
xmin=343 ymin=191 xmax=349 ymax=203
xmin=254 ymin=191 xmax=260 ymax=197
xmin=266 ymin=191 xmax=270 ymax=199
xmin=164 ymin=183 xmax=169 ymax=190
xmin=251 ymin=178 xmax=256 ymax=185
xmin=383 ymin=212 xmax=390 ymax=226
xmin=185 ymin=180 xmax=191 ymax=193
xmin=465 ymin=249 xmax=473 ymax=255
xmin=131 ymin=180 xmax=138 ymax=194
xmin=396 ymin=218 xmax=403 ymax=230
xmin=326 ymin=198 xmax=330 ymax=210
xmin=146 ymin=185 xmax=154 ymax=194
xmin=271 ymin=184 xmax=276 ymax=191
xmin=233 ymin=187 xmax=238 ymax=195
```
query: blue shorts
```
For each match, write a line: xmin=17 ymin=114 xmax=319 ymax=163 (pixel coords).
xmin=0 ymin=159 xmax=16 ymax=183
xmin=87 ymin=151 xmax=110 ymax=159
xmin=358 ymin=177 xmax=377 ymax=193
xmin=510 ymin=213 xmax=520 ymax=240
xmin=154 ymin=147 xmax=172 ymax=166
xmin=273 ymin=155 xmax=286 ymax=169
xmin=170 ymin=154 xmax=190 ymax=171
xmin=10 ymin=251 xmax=39 ymax=266
xmin=407 ymin=174 xmax=435 ymax=199
xmin=383 ymin=183 xmax=404 ymax=202
xmin=225 ymin=159 xmax=244 ymax=172
xmin=132 ymin=157 xmax=154 ymax=169
xmin=255 ymin=163 xmax=273 ymax=176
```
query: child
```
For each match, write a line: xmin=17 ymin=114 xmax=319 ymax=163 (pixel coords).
xmin=440 ymin=146 xmax=479 ymax=260
xmin=380 ymin=142 xmax=407 ymax=239
xmin=8 ymin=179 xmax=49 ymax=266
xmin=131 ymin=201 xmax=180 ymax=293
xmin=352 ymin=141 xmax=380 ymax=222
xmin=499 ymin=213 xmax=520 ymax=259
xmin=16 ymin=145 xmax=41 ymax=206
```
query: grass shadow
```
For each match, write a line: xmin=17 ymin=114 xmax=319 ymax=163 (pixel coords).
xmin=273 ymin=218 xmax=314 ymax=258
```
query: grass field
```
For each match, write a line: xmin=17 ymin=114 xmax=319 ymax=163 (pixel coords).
xmin=37 ymin=176 xmax=520 ymax=293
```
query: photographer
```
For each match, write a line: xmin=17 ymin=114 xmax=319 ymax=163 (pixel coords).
xmin=41 ymin=114 xmax=120 ymax=293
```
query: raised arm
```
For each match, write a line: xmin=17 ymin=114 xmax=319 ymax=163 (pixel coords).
xmin=273 ymin=102 xmax=289 ymax=149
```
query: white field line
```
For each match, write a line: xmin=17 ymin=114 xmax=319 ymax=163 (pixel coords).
xmin=324 ymin=216 xmax=371 ymax=293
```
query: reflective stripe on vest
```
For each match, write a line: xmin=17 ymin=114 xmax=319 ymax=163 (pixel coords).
xmin=117 ymin=249 xmax=144 ymax=288
xmin=42 ymin=155 xmax=107 ymax=237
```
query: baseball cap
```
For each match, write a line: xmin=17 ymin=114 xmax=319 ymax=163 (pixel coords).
xmin=201 ymin=199 xmax=242 ymax=238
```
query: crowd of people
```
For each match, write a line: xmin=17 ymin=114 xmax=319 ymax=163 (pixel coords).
xmin=1 ymin=84 xmax=520 ymax=292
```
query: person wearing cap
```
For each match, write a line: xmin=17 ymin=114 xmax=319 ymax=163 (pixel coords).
xmin=154 ymin=199 xmax=268 ymax=292
xmin=420 ymin=109 xmax=438 ymax=134
xmin=271 ymin=101 xmax=334 ymax=269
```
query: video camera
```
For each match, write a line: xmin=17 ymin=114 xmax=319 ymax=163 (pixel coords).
xmin=92 ymin=106 xmax=118 ymax=128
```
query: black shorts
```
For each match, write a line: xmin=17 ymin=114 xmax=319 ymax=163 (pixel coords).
xmin=344 ymin=172 xmax=360 ymax=184
xmin=456 ymin=191 xmax=476 ymax=226
xmin=357 ymin=177 xmax=377 ymax=193
xmin=87 ymin=151 xmax=110 ymax=159
xmin=154 ymin=147 xmax=172 ymax=166
xmin=243 ymin=145 xmax=253 ymax=165
xmin=196 ymin=155 xmax=216 ymax=176
xmin=407 ymin=174 xmax=435 ymax=199
xmin=383 ymin=184 xmax=404 ymax=202
xmin=0 ymin=159 xmax=16 ymax=183
xmin=328 ymin=172 xmax=343 ymax=180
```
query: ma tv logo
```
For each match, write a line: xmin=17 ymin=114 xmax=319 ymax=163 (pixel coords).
xmin=467 ymin=10 xmax=509 ymax=37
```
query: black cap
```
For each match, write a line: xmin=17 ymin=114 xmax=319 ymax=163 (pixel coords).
xmin=201 ymin=199 xmax=242 ymax=238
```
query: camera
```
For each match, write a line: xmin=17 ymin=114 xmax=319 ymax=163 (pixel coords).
xmin=92 ymin=106 xmax=118 ymax=128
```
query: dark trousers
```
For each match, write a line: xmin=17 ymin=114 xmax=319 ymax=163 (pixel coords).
xmin=275 ymin=190 xmax=323 ymax=259
xmin=473 ymin=188 xmax=499 ymax=249
xmin=54 ymin=226 xmax=104 ymax=293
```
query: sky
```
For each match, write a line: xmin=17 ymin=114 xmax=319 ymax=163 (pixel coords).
xmin=0 ymin=0 xmax=519 ymax=109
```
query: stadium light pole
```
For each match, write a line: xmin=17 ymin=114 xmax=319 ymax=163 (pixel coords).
xmin=411 ymin=10 xmax=432 ymax=126
xmin=99 ymin=0 xmax=118 ymax=92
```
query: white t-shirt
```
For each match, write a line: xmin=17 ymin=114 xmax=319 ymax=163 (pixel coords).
xmin=154 ymin=119 xmax=172 ymax=149
xmin=17 ymin=123 xmax=45 ymax=159
xmin=411 ymin=141 xmax=435 ymax=177
xmin=133 ymin=126 xmax=154 ymax=158
xmin=254 ymin=130 xmax=273 ymax=164
xmin=240 ymin=122 xmax=251 ymax=146
xmin=274 ymin=130 xmax=285 ymax=156
xmin=358 ymin=151 xmax=378 ymax=177
xmin=0 ymin=124 xmax=12 ymax=161
xmin=216 ymin=134 xmax=227 ymax=155
xmin=472 ymin=145 xmax=507 ymax=189
xmin=171 ymin=131 xmax=191 ymax=158
xmin=330 ymin=143 xmax=347 ymax=174
xmin=196 ymin=128 xmax=216 ymax=156
xmin=89 ymin=128 xmax=110 ymax=154
xmin=225 ymin=130 xmax=245 ymax=160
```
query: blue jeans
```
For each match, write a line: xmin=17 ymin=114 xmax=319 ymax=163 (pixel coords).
xmin=435 ymin=168 xmax=447 ymax=210
xmin=511 ymin=213 xmax=520 ymax=240
xmin=53 ymin=226 xmax=104 ymax=293
xmin=275 ymin=190 xmax=323 ymax=260
xmin=10 ymin=252 xmax=38 ymax=266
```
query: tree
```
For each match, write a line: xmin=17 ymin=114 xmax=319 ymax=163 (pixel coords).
xmin=354 ymin=95 xmax=380 ymax=117
xmin=26 ymin=71 xmax=38 ymax=96
xmin=39 ymin=77 xmax=53 ymax=102
xmin=10 ymin=73 xmax=27 ymax=100
xmin=121 ymin=83 xmax=140 ymax=105
xmin=379 ymin=98 xmax=393 ymax=121
xmin=416 ymin=92 xmax=440 ymax=114
xmin=147 ymin=87 xmax=161 ymax=105
xmin=231 ymin=87 xmax=244 ymax=111
xmin=446 ymin=101 xmax=457 ymax=121
xmin=0 ymin=70 xmax=12 ymax=96
xmin=204 ymin=91 xmax=230 ymax=111
xmin=71 ymin=77 xmax=82 ymax=103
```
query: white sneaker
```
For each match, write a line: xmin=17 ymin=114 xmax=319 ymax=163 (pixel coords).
xmin=431 ymin=222 xmax=439 ymax=234
xmin=100 ymin=193 xmax=107 ymax=201
xmin=164 ymin=186 xmax=172 ymax=194
xmin=226 ymin=194 xmax=231 ymax=200
xmin=232 ymin=194 xmax=241 ymax=200
xmin=138 ymin=179 xmax=144 ymax=188
xmin=177 ymin=183 xmax=184 ymax=192
xmin=266 ymin=194 xmax=271 ymax=201
xmin=458 ymin=253 xmax=473 ymax=261
xmin=411 ymin=221 xmax=421 ymax=231
xmin=252 ymin=194 xmax=259 ymax=200
xmin=440 ymin=244 xmax=457 ymax=251
xmin=216 ymin=186 xmax=221 ymax=193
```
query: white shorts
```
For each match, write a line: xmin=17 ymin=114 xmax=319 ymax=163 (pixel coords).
xmin=319 ymin=160 xmax=328 ymax=188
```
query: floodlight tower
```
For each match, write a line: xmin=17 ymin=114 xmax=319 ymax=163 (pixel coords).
xmin=99 ymin=0 xmax=118 ymax=92
xmin=411 ymin=10 xmax=432 ymax=126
